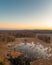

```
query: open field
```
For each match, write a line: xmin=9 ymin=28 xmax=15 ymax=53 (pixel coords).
xmin=0 ymin=30 xmax=52 ymax=65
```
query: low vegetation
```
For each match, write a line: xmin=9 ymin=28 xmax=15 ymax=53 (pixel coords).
xmin=7 ymin=54 xmax=30 ymax=65
xmin=0 ymin=31 xmax=36 ymax=43
xmin=0 ymin=60 xmax=5 ymax=65
xmin=38 ymin=35 xmax=50 ymax=43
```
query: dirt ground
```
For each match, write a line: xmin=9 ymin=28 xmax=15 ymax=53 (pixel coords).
xmin=0 ymin=34 xmax=52 ymax=65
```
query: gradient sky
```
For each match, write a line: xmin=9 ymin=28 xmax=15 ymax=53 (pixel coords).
xmin=0 ymin=0 xmax=52 ymax=30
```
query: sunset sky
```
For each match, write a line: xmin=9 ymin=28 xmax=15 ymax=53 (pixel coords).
xmin=0 ymin=0 xmax=52 ymax=30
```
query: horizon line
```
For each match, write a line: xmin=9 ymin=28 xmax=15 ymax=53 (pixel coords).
xmin=0 ymin=28 xmax=52 ymax=30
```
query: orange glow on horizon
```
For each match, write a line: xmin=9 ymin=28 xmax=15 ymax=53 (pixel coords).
xmin=0 ymin=24 xmax=52 ymax=30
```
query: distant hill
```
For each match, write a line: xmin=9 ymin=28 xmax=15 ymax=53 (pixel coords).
xmin=0 ymin=30 xmax=52 ymax=34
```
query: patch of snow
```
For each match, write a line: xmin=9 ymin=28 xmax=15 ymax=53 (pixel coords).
xmin=7 ymin=42 xmax=52 ymax=61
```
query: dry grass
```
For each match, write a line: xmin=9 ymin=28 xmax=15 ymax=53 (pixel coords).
xmin=0 ymin=31 xmax=52 ymax=65
xmin=31 ymin=59 xmax=52 ymax=65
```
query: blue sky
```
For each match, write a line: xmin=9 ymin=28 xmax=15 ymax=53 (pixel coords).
xmin=0 ymin=0 xmax=52 ymax=30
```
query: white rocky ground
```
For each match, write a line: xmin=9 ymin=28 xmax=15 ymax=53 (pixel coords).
xmin=7 ymin=42 xmax=52 ymax=61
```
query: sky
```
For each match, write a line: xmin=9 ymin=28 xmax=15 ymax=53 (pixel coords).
xmin=0 ymin=0 xmax=52 ymax=30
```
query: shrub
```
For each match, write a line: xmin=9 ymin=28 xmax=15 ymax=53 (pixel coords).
xmin=0 ymin=61 xmax=5 ymax=65
xmin=8 ymin=54 xmax=30 ymax=65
